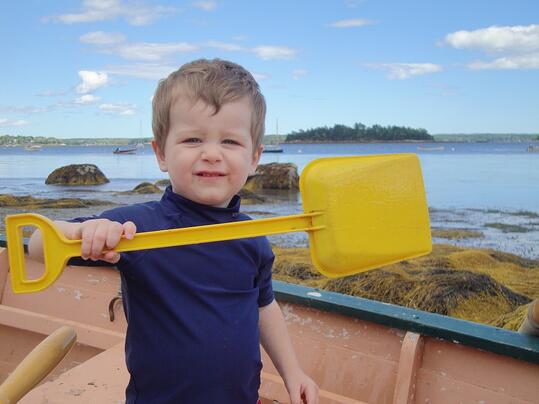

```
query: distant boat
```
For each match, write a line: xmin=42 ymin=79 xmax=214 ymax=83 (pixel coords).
xmin=263 ymin=144 xmax=283 ymax=153
xmin=417 ymin=146 xmax=445 ymax=151
xmin=24 ymin=145 xmax=42 ymax=151
xmin=113 ymin=146 xmax=137 ymax=155
xmin=527 ymin=145 xmax=539 ymax=152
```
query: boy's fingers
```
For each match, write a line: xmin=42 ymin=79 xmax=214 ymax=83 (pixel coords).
xmin=105 ymin=221 xmax=125 ymax=249
xmin=122 ymin=221 xmax=137 ymax=239
xmin=90 ymin=222 xmax=110 ymax=259
xmin=102 ymin=251 xmax=121 ymax=264
xmin=303 ymin=385 xmax=319 ymax=404
xmin=80 ymin=222 xmax=98 ymax=260
xmin=289 ymin=388 xmax=301 ymax=404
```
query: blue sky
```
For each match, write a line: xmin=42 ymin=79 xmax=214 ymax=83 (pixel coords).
xmin=1 ymin=0 xmax=538 ymax=138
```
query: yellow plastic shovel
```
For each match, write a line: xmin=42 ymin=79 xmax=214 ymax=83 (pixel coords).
xmin=6 ymin=154 xmax=432 ymax=294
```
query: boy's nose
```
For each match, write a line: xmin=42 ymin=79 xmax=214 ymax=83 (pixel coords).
xmin=201 ymin=143 xmax=222 ymax=162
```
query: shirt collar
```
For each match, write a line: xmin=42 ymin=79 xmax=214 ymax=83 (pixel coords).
xmin=161 ymin=186 xmax=241 ymax=220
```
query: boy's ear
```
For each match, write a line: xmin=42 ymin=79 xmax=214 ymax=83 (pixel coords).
xmin=151 ymin=140 xmax=168 ymax=172
xmin=249 ymin=145 xmax=263 ymax=175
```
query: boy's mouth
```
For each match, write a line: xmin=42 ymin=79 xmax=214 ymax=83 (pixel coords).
xmin=195 ymin=171 xmax=226 ymax=177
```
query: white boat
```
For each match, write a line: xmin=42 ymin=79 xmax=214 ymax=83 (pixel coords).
xmin=24 ymin=145 xmax=42 ymax=151
xmin=417 ymin=146 xmax=444 ymax=151
xmin=263 ymin=144 xmax=283 ymax=153
xmin=527 ymin=145 xmax=539 ymax=152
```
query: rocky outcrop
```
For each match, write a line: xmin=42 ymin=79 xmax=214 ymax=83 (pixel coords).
xmin=155 ymin=179 xmax=171 ymax=187
xmin=0 ymin=194 xmax=111 ymax=208
xmin=131 ymin=182 xmax=162 ymax=194
xmin=244 ymin=163 xmax=299 ymax=190
xmin=45 ymin=164 xmax=109 ymax=185
xmin=238 ymin=189 xmax=265 ymax=204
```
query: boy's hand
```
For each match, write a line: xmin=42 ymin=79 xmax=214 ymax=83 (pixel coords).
xmin=68 ymin=219 xmax=136 ymax=263
xmin=284 ymin=368 xmax=319 ymax=404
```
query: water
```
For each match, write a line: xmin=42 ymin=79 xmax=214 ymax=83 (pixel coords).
xmin=1 ymin=142 xmax=538 ymax=210
xmin=1 ymin=142 xmax=539 ymax=257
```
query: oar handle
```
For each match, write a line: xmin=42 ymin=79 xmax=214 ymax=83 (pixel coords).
xmin=0 ymin=326 xmax=76 ymax=403
xmin=6 ymin=212 xmax=324 ymax=294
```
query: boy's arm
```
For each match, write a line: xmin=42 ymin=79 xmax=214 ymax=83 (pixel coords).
xmin=259 ymin=300 xmax=319 ymax=404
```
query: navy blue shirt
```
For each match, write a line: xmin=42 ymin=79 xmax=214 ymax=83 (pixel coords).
xmin=70 ymin=187 xmax=275 ymax=403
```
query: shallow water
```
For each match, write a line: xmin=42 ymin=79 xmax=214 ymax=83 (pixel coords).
xmin=1 ymin=142 xmax=538 ymax=258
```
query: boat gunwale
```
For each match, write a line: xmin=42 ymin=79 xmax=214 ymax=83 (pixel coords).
xmin=274 ymin=280 xmax=539 ymax=365
xmin=1 ymin=237 xmax=538 ymax=365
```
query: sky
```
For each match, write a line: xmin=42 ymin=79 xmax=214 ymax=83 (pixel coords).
xmin=1 ymin=0 xmax=538 ymax=139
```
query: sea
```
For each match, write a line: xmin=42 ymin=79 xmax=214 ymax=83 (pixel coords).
xmin=1 ymin=141 xmax=539 ymax=258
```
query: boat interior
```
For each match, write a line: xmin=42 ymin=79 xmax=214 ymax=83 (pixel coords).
xmin=0 ymin=240 xmax=538 ymax=403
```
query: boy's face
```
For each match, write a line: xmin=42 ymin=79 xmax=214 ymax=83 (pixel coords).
xmin=153 ymin=96 xmax=262 ymax=208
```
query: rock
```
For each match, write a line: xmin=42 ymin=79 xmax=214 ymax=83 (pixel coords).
xmin=0 ymin=194 xmax=111 ymax=208
xmin=131 ymin=182 xmax=162 ymax=194
xmin=155 ymin=179 xmax=171 ymax=187
xmin=238 ymin=189 xmax=265 ymax=204
xmin=244 ymin=163 xmax=299 ymax=190
xmin=117 ymin=182 xmax=162 ymax=195
xmin=45 ymin=164 xmax=109 ymax=185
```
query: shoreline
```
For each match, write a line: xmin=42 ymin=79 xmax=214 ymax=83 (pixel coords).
xmin=1 ymin=189 xmax=538 ymax=260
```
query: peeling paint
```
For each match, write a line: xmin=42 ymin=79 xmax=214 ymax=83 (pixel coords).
xmin=74 ymin=290 xmax=82 ymax=300
xmin=306 ymin=291 xmax=322 ymax=297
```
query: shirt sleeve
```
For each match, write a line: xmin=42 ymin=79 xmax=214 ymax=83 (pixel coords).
xmin=257 ymin=238 xmax=275 ymax=308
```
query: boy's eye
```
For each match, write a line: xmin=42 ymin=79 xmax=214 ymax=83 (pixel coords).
xmin=184 ymin=138 xmax=201 ymax=143
xmin=223 ymin=139 xmax=240 ymax=145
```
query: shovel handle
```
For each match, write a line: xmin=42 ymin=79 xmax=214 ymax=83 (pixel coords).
xmin=6 ymin=212 xmax=324 ymax=294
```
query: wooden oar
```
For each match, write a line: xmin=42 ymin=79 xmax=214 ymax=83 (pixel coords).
xmin=6 ymin=154 xmax=432 ymax=294
xmin=0 ymin=326 xmax=76 ymax=403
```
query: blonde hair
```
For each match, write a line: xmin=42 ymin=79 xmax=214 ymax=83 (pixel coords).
xmin=152 ymin=58 xmax=266 ymax=154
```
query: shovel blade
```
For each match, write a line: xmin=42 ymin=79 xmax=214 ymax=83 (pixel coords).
xmin=301 ymin=154 xmax=432 ymax=277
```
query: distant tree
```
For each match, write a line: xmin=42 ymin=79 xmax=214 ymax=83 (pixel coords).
xmin=285 ymin=123 xmax=434 ymax=142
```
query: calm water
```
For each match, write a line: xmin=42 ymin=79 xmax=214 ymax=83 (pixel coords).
xmin=1 ymin=142 xmax=538 ymax=211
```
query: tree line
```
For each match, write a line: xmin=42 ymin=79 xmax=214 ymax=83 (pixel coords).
xmin=285 ymin=123 xmax=434 ymax=142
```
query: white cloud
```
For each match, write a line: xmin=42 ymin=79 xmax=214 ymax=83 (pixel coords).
xmin=105 ymin=63 xmax=177 ymax=80
xmin=252 ymin=72 xmax=270 ymax=81
xmin=75 ymin=94 xmax=101 ymax=104
xmin=292 ymin=69 xmax=308 ymax=80
xmin=193 ymin=1 xmax=217 ymax=11
xmin=0 ymin=118 xmax=30 ymax=127
xmin=113 ymin=42 xmax=199 ymax=61
xmin=0 ymin=105 xmax=52 ymax=113
xmin=444 ymin=24 xmax=539 ymax=54
xmin=367 ymin=63 xmax=443 ymax=79
xmin=50 ymin=0 xmax=175 ymax=26
xmin=99 ymin=102 xmax=136 ymax=115
xmin=252 ymin=46 xmax=298 ymax=60
xmin=468 ymin=53 xmax=539 ymax=70
xmin=80 ymin=31 xmax=126 ymax=45
xmin=329 ymin=18 xmax=373 ymax=28
xmin=76 ymin=71 xmax=110 ymax=94
xmin=444 ymin=24 xmax=539 ymax=70
xmin=205 ymin=40 xmax=244 ymax=51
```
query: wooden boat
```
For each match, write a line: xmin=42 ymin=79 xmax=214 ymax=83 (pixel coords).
xmin=0 ymin=240 xmax=538 ymax=403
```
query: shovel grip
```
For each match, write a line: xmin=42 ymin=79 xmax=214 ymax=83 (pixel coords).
xmin=6 ymin=214 xmax=80 ymax=294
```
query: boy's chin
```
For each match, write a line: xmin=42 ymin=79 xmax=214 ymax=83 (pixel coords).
xmin=192 ymin=194 xmax=234 ymax=208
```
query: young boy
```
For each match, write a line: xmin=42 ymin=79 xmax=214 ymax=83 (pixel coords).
xmin=29 ymin=59 xmax=319 ymax=404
